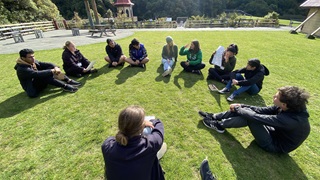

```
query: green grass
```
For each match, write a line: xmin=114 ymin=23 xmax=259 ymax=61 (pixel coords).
xmin=0 ymin=31 xmax=319 ymax=179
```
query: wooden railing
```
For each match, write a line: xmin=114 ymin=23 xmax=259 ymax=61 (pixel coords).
xmin=0 ymin=21 xmax=56 ymax=41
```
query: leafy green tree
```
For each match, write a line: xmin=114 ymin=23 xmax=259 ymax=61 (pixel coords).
xmin=0 ymin=0 xmax=60 ymax=24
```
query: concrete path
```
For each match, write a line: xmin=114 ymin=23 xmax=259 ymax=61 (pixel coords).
xmin=0 ymin=27 xmax=292 ymax=55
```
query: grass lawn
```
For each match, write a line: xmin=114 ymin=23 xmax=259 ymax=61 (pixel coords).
xmin=0 ymin=31 xmax=319 ymax=179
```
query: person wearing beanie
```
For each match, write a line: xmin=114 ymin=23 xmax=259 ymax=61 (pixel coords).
xmin=161 ymin=36 xmax=178 ymax=77
xmin=125 ymin=38 xmax=149 ymax=68
xmin=179 ymin=40 xmax=205 ymax=75
xmin=207 ymin=44 xmax=238 ymax=84
xmin=105 ymin=39 xmax=126 ymax=67
xmin=218 ymin=58 xmax=270 ymax=101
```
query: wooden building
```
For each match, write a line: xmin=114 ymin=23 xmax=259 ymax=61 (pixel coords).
xmin=300 ymin=0 xmax=320 ymax=37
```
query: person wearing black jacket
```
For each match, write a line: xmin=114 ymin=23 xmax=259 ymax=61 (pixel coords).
xmin=62 ymin=41 xmax=97 ymax=77
xmin=102 ymin=106 xmax=165 ymax=180
xmin=199 ymin=86 xmax=310 ymax=154
xmin=218 ymin=58 xmax=269 ymax=101
xmin=14 ymin=49 xmax=80 ymax=97
xmin=104 ymin=39 xmax=126 ymax=67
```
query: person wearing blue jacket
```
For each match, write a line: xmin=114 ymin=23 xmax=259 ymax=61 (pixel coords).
xmin=125 ymin=38 xmax=149 ymax=68
xmin=218 ymin=58 xmax=269 ymax=101
xmin=102 ymin=105 xmax=165 ymax=180
xmin=199 ymin=86 xmax=310 ymax=154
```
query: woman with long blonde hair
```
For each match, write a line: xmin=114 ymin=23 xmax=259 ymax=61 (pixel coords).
xmin=161 ymin=36 xmax=178 ymax=77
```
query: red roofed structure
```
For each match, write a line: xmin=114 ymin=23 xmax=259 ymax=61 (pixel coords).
xmin=114 ymin=0 xmax=135 ymax=19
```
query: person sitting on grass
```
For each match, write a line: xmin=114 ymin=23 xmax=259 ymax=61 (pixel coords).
xmin=179 ymin=40 xmax=205 ymax=75
xmin=102 ymin=105 xmax=165 ymax=180
xmin=15 ymin=49 xmax=80 ymax=97
xmin=125 ymin=38 xmax=149 ymax=68
xmin=207 ymin=44 xmax=238 ymax=84
xmin=218 ymin=58 xmax=269 ymax=101
xmin=199 ymin=86 xmax=310 ymax=154
xmin=104 ymin=38 xmax=126 ymax=68
xmin=161 ymin=36 xmax=178 ymax=77
xmin=62 ymin=41 xmax=97 ymax=77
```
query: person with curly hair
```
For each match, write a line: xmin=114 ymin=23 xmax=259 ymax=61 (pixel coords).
xmin=199 ymin=86 xmax=310 ymax=154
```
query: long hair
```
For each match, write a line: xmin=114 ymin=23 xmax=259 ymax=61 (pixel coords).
xmin=166 ymin=42 xmax=175 ymax=55
xmin=190 ymin=40 xmax=200 ymax=54
xmin=278 ymin=86 xmax=310 ymax=112
xmin=115 ymin=106 xmax=145 ymax=146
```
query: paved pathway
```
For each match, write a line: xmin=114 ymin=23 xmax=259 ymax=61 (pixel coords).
xmin=0 ymin=27 xmax=292 ymax=54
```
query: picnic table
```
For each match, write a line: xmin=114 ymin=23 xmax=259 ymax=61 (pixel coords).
xmin=0 ymin=27 xmax=25 ymax=43
xmin=89 ymin=24 xmax=116 ymax=37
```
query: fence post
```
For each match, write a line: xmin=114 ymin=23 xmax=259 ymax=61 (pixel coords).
xmin=53 ymin=19 xmax=59 ymax=30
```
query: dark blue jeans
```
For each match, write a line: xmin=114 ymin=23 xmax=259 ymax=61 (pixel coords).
xmin=226 ymin=73 xmax=260 ymax=96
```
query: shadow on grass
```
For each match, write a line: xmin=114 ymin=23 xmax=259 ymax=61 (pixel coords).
xmin=0 ymin=88 xmax=63 ymax=118
xmin=197 ymin=120 xmax=307 ymax=180
xmin=115 ymin=65 xmax=146 ymax=84
xmin=155 ymin=62 xmax=177 ymax=83
xmin=173 ymin=70 xmax=204 ymax=89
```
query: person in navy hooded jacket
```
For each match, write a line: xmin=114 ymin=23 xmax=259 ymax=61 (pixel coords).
xmin=125 ymin=38 xmax=149 ymax=68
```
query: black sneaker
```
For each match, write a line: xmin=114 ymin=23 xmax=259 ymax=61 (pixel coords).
xmin=140 ymin=64 xmax=145 ymax=68
xmin=67 ymin=79 xmax=81 ymax=87
xmin=198 ymin=111 xmax=214 ymax=120
xmin=192 ymin=70 xmax=202 ymax=75
xmin=203 ymin=118 xmax=225 ymax=133
xmin=200 ymin=159 xmax=216 ymax=180
xmin=63 ymin=84 xmax=78 ymax=93
xmin=218 ymin=87 xmax=230 ymax=94
xmin=90 ymin=69 xmax=98 ymax=73
xmin=108 ymin=63 xmax=114 ymax=68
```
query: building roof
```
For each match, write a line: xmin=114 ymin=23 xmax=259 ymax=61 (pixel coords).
xmin=300 ymin=0 xmax=320 ymax=8
xmin=114 ymin=0 xmax=134 ymax=6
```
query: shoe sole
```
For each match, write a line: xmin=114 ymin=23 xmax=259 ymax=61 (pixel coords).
xmin=162 ymin=70 xmax=170 ymax=77
xmin=157 ymin=142 xmax=167 ymax=160
xmin=202 ymin=120 xmax=225 ymax=133
xmin=227 ymin=98 xmax=234 ymax=102
xmin=68 ymin=83 xmax=81 ymax=87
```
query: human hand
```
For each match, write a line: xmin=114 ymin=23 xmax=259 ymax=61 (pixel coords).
xmin=144 ymin=120 xmax=154 ymax=128
xmin=112 ymin=62 xmax=118 ymax=66
xmin=184 ymin=43 xmax=189 ymax=48
xmin=230 ymin=104 xmax=241 ymax=112
xmin=185 ymin=61 xmax=189 ymax=66
xmin=232 ymin=79 xmax=238 ymax=85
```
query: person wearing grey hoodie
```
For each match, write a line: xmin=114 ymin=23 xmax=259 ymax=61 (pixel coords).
xmin=14 ymin=49 xmax=80 ymax=97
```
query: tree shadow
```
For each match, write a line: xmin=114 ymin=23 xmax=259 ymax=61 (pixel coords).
xmin=197 ymin=121 xmax=308 ymax=180
xmin=173 ymin=70 xmax=204 ymax=89
xmin=154 ymin=63 xmax=177 ymax=84
xmin=115 ymin=65 xmax=146 ymax=84
xmin=0 ymin=88 xmax=64 ymax=118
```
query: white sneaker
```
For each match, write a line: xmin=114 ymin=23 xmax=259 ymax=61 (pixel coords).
xmin=157 ymin=142 xmax=167 ymax=159
xmin=162 ymin=68 xmax=172 ymax=77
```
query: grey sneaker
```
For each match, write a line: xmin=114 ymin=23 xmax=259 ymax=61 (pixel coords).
xmin=200 ymin=159 xmax=216 ymax=180
xmin=227 ymin=94 xmax=236 ymax=102
xmin=162 ymin=68 xmax=172 ymax=77
xmin=203 ymin=118 xmax=225 ymax=133
xmin=218 ymin=87 xmax=230 ymax=94
xmin=63 ymin=84 xmax=78 ymax=93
